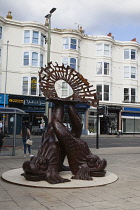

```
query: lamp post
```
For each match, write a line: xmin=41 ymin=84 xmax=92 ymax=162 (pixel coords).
xmin=44 ymin=8 xmax=56 ymax=122
xmin=4 ymin=40 xmax=9 ymax=108
xmin=3 ymin=40 xmax=9 ymax=132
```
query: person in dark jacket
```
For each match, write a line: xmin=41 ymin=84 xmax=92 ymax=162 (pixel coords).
xmin=0 ymin=128 xmax=5 ymax=153
xmin=20 ymin=123 xmax=32 ymax=157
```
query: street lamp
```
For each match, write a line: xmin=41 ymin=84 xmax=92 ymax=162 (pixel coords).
xmin=3 ymin=40 xmax=9 ymax=132
xmin=44 ymin=8 xmax=56 ymax=122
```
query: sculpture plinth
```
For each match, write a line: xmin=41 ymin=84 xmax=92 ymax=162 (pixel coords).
xmin=22 ymin=62 xmax=107 ymax=184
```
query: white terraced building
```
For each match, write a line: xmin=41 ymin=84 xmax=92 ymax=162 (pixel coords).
xmin=0 ymin=11 xmax=140 ymax=135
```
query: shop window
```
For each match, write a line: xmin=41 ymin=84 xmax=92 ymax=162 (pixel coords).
xmin=32 ymin=52 xmax=38 ymax=66
xmin=123 ymin=118 xmax=140 ymax=133
xmin=124 ymin=49 xmax=136 ymax=60
xmin=24 ymin=30 xmax=30 ymax=43
xmin=23 ymin=52 xmax=29 ymax=66
xmin=32 ymin=31 xmax=39 ymax=44
xmin=96 ymin=84 xmax=109 ymax=101
xmin=63 ymin=37 xmax=80 ymax=51
xmin=96 ymin=43 xmax=111 ymax=56
xmin=124 ymin=66 xmax=136 ymax=79
xmin=97 ymin=62 xmax=109 ymax=75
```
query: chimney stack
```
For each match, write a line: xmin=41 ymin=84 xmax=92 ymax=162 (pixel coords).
xmin=107 ymin=32 xmax=114 ymax=39
xmin=131 ymin=38 xmax=136 ymax=42
xmin=6 ymin=11 xmax=12 ymax=19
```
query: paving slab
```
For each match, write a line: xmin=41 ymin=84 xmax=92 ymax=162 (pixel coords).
xmin=0 ymin=147 xmax=140 ymax=210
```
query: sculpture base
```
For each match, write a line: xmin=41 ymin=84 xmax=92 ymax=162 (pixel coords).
xmin=2 ymin=168 xmax=118 ymax=189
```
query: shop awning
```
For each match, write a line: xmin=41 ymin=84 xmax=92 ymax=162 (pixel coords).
xmin=0 ymin=107 xmax=27 ymax=114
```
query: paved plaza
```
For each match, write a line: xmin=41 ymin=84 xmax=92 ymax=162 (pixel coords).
xmin=0 ymin=146 xmax=140 ymax=210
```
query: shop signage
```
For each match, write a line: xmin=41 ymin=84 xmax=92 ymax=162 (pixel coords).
xmin=108 ymin=106 xmax=122 ymax=110
xmin=9 ymin=98 xmax=24 ymax=103
xmin=24 ymin=99 xmax=45 ymax=106
xmin=0 ymin=94 xmax=8 ymax=105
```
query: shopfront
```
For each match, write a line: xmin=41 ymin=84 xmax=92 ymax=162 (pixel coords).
xmin=122 ymin=107 xmax=140 ymax=134
xmin=88 ymin=106 xmax=122 ymax=135
xmin=8 ymin=95 xmax=46 ymax=132
xmin=100 ymin=106 xmax=122 ymax=135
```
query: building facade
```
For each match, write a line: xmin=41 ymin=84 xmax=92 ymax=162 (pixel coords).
xmin=1 ymin=12 xmax=140 ymax=134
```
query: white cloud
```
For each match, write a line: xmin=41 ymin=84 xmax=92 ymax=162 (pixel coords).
xmin=1 ymin=0 xmax=140 ymax=41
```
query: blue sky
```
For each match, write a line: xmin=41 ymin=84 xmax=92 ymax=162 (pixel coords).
xmin=1 ymin=0 xmax=140 ymax=43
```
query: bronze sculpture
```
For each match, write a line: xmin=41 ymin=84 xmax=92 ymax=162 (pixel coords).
xmin=22 ymin=62 xmax=107 ymax=184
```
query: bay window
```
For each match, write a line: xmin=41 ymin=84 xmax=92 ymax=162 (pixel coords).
xmin=32 ymin=31 xmax=39 ymax=44
xmin=24 ymin=30 xmax=30 ymax=43
xmin=31 ymin=77 xmax=37 ymax=95
xmin=22 ymin=76 xmax=38 ymax=95
xmin=0 ymin=26 xmax=2 ymax=39
xmin=40 ymin=34 xmax=44 ymax=46
xmin=32 ymin=52 xmax=38 ymax=66
xmin=124 ymin=66 xmax=136 ymax=79
xmin=0 ymin=49 xmax=1 ymax=63
xmin=62 ymin=57 xmax=77 ymax=70
xmin=124 ymin=49 xmax=136 ymax=60
xmin=40 ymin=54 xmax=43 ymax=67
xmin=62 ymin=82 xmax=68 ymax=97
xmin=22 ymin=77 xmax=28 ymax=95
xmin=23 ymin=52 xmax=29 ymax=66
xmin=63 ymin=37 xmax=80 ymax=51
xmin=96 ymin=43 xmax=111 ymax=56
xmin=96 ymin=84 xmax=109 ymax=101
xmin=23 ymin=52 xmax=43 ymax=67
xmin=124 ymin=88 xmax=136 ymax=103
xmin=97 ymin=62 xmax=109 ymax=75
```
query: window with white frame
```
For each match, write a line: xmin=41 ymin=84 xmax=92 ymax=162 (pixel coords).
xmin=96 ymin=84 xmax=109 ymax=101
xmin=63 ymin=37 xmax=80 ymax=51
xmin=32 ymin=52 xmax=38 ymax=66
xmin=40 ymin=54 xmax=43 ymax=67
xmin=31 ymin=77 xmax=37 ymax=95
xmin=32 ymin=31 xmax=39 ymax=44
xmin=0 ymin=48 xmax=1 ymax=63
xmin=124 ymin=49 xmax=136 ymax=60
xmin=22 ymin=76 xmax=38 ymax=95
xmin=23 ymin=52 xmax=43 ymax=67
xmin=22 ymin=77 xmax=28 ymax=95
xmin=124 ymin=66 xmax=136 ymax=79
xmin=96 ymin=43 xmax=111 ymax=56
xmin=62 ymin=57 xmax=77 ymax=70
xmin=40 ymin=34 xmax=44 ymax=46
xmin=24 ymin=30 xmax=30 ymax=43
xmin=97 ymin=62 xmax=109 ymax=75
xmin=124 ymin=88 xmax=136 ymax=103
xmin=0 ymin=26 xmax=2 ymax=39
xmin=62 ymin=82 xmax=68 ymax=97
xmin=23 ymin=52 xmax=29 ymax=66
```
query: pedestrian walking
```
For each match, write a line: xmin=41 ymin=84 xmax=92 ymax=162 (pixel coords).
xmin=0 ymin=128 xmax=5 ymax=153
xmin=0 ymin=120 xmax=3 ymax=129
xmin=20 ymin=123 xmax=33 ymax=157
xmin=40 ymin=122 xmax=45 ymax=135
